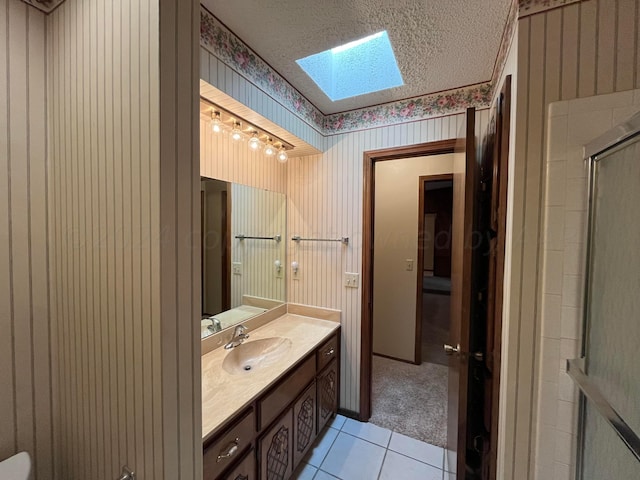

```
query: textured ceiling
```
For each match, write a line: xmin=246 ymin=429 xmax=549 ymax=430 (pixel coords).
xmin=202 ymin=0 xmax=512 ymax=114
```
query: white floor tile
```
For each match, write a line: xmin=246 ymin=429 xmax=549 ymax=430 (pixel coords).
xmin=304 ymin=427 xmax=339 ymax=467
xmin=327 ymin=414 xmax=347 ymax=430
xmin=388 ymin=431 xmax=444 ymax=469
xmin=320 ymin=432 xmax=386 ymax=480
xmin=341 ymin=418 xmax=392 ymax=447
xmin=291 ymin=462 xmax=317 ymax=480
xmin=379 ymin=451 xmax=443 ymax=480
xmin=314 ymin=470 xmax=340 ymax=480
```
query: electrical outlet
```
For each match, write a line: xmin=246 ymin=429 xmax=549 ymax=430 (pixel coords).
xmin=405 ymin=259 xmax=414 ymax=271
xmin=232 ymin=262 xmax=242 ymax=275
xmin=344 ymin=272 xmax=360 ymax=288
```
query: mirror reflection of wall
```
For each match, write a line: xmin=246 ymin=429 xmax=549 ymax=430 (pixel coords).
xmin=201 ymin=177 xmax=286 ymax=338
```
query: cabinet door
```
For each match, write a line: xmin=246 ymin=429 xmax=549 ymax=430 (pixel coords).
xmin=260 ymin=409 xmax=293 ymax=480
xmin=222 ymin=448 xmax=256 ymax=480
xmin=317 ymin=360 xmax=338 ymax=433
xmin=293 ymin=382 xmax=317 ymax=466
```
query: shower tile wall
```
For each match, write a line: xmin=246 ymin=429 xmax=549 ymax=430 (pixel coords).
xmin=536 ymin=89 xmax=640 ymax=480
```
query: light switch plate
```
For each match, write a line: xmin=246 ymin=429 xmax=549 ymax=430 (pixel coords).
xmin=405 ymin=259 xmax=414 ymax=271
xmin=232 ymin=262 xmax=242 ymax=275
xmin=344 ymin=272 xmax=360 ymax=288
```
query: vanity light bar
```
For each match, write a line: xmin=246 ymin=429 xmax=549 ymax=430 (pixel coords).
xmin=199 ymin=97 xmax=294 ymax=152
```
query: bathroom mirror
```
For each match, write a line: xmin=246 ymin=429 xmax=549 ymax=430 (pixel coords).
xmin=201 ymin=177 xmax=286 ymax=339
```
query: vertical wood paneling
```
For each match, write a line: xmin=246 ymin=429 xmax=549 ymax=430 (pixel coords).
xmin=597 ymin=0 xmax=617 ymax=94
xmin=229 ymin=184 xmax=286 ymax=307
xmin=159 ymin=0 xmax=201 ymax=479
xmin=48 ymin=0 xmax=200 ymax=478
xmin=0 ymin=1 xmax=52 ymax=478
xmin=508 ymin=1 xmax=640 ymax=478
xmin=284 ymin=112 xmax=488 ymax=412
xmin=616 ymin=0 xmax=637 ymax=91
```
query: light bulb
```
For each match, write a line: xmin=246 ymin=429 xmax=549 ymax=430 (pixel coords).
xmin=211 ymin=111 xmax=222 ymax=133
xmin=248 ymin=132 xmax=261 ymax=150
xmin=264 ymin=139 xmax=275 ymax=156
xmin=277 ymin=147 xmax=288 ymax=163
xmin=231 ymin=122 xmax=242 ymax=141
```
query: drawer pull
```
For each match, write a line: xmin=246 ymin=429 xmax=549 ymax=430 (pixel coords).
xmin=324 ymin=348 xmax=335 ymax=356
xmin=216 ymin=438 xmax=240 ymax=463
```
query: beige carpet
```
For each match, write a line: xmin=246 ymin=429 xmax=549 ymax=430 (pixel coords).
xmin=369 ymin=355 xmax=448 ymax=447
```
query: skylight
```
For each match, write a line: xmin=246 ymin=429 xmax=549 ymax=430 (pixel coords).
xmin=296 ymin=31 xmax=404 ymax=102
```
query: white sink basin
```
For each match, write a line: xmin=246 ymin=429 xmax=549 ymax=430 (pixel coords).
xmin=222 ymin=337 xmax=292 ymax=375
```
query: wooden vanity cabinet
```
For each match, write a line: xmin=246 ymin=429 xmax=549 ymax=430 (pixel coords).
xmin=204 ymin=408 xmax=256 ymax=479
xmin=222 ymin=448 xmax=256 ymax=480
xmin=292 ymin=382 xmax=317 ymax=466
xmin=317 ymin=360 xmax=338 ymax=433
xmin=259 ymin=409 xmax=293 ymax=480
xmin=204 ymin=329 xmax=340 ymax=480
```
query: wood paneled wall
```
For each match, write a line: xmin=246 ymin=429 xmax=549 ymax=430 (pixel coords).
xmin=287 ymin=112 xmax=490 ymax=412
xmin=48 ymin=0 xmax=200 ymax=479
xmin=158 ymin=0 xmax=201 ymax=479
xmin=507 ymin=1 xmax=640 ymax=478
xmin=230 ymin=184 xmax=286 ymax=307
xmin=0 ymin=0 xmax=52 ymax=477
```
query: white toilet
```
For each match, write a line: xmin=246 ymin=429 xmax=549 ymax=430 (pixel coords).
xmin=0 ymin=452 xmax=31 ymax=480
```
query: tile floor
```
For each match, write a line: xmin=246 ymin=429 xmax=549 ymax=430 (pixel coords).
xmin=292 ymin=415 xmax=455 ymax=480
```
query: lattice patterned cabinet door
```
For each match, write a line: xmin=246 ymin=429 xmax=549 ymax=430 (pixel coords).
xmin=222 ymin=448 xmax=256 ymax=480
xmin=260 ymin=409 xmax=293 ymax=480
xmin=293 ymin=382 xmax=317 ymax=465
xmin=317 ymin=361 xmax=338 ymax=432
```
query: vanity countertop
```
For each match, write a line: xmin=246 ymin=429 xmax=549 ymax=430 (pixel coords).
xmin=201 ymin=313 xmax=340 ymax=442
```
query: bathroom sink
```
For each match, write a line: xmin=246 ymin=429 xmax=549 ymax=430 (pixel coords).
xmin=222 ymin=337 xmax=292 ymax=375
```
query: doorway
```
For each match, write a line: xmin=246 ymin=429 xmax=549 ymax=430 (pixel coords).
xmin=369 ymin=158 xmax=455 ymax=448
xmin=419 ymin=176 xmax=453 ymax=367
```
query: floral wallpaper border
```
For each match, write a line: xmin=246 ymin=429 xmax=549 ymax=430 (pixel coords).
xmin=200 ymin=7 xmax=326 ymax=132
xmin=200 ymin=7 xmax=495 ymax=135
xmin=19 ymin=0 xmax=65 ymax=14
xmin=518 ymin=0 xmax=583 ymax=18
xmin=322 ymin=83 xmax=492 ymax=134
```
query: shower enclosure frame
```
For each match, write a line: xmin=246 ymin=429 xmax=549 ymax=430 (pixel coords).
xmin=571 ymin=111 xmax=640 ymax=480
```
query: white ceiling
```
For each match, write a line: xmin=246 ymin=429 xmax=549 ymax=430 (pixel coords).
xmin=202 ymin=0 xmax=512 ymax=115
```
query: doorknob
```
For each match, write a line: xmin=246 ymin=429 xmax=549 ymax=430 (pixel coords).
xmin=444 ymin=343 xmax=460 ymax=355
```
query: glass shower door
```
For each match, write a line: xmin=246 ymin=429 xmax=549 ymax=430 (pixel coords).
xmin=569 ymin=112 xmax=640 ymax=479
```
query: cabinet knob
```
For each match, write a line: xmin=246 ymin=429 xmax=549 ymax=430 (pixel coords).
xmin=216 ymin=438 xmax=240 ymax=463
xmin=325 ymin=348 xmax=335 ymax=356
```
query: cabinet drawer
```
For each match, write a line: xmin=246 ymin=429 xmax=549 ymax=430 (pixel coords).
xmin=316 ymin=335 xmax=338 ymax=372
xmin=204 ymin=409 xmax=256 ymax=479
xmin=260 ymin=409 xmax=293 ymax=480
xmin=293 ymin=382 xmax=317 ymax=466
xmin=259 ymin=356 xmax=315 ymax=430
xmin=222 ymin=448 xmax=256 ymax=480
xmin=317 ymin=360 xmax=338 ymax=433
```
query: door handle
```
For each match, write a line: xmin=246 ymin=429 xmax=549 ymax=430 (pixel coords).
xmin=444 ymin=343 xmax=460 ymax=355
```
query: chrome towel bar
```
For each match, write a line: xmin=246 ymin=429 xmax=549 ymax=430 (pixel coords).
xmin=291 ymin=235 xmax=349 ymax=245
xmin=235 ymin=234 xmax=281 ymax=243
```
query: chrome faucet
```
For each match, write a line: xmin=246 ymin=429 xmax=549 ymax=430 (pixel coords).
xmin=224 ymin=324 xmax=249 ymax=349
xmin=207 ymin=317 xmax=222 ymax=334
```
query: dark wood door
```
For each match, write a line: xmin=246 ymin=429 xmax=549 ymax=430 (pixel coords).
xmin=447 ymin=107 xmax=477 ymax=478
xmin=465 ymin=77 xmax=511 ymax=480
